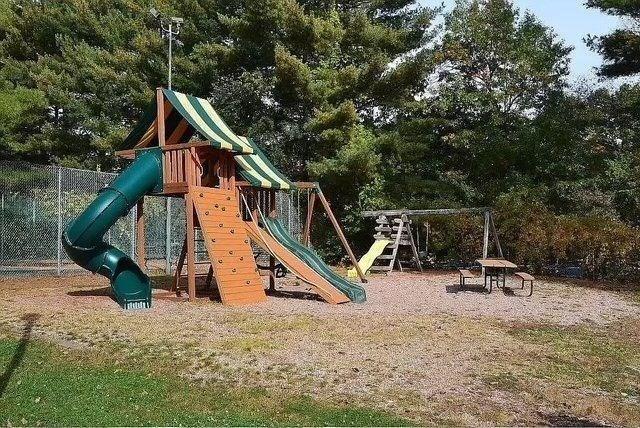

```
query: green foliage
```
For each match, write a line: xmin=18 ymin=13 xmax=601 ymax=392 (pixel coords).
xmin=494 ymin=187 xmax=640 ymax=280
xmin=586 ymin=0 xmax=640 ymax=77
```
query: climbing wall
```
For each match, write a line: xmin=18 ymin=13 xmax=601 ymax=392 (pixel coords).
xmin=190 ymin=186 xmax=267 ymax=305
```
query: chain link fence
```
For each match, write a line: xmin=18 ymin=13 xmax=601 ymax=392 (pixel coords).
xmin=0 ymin=161 xmax=305 ymax=278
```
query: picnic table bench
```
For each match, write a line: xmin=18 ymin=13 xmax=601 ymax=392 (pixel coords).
xmin=515 ymin=272 xmax=535 ymax=296
xmin=458 ymin=269 xmax=476 ymax=290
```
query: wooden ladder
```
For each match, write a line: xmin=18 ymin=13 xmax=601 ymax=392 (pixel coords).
xmin=370 ymin=215 xmax=422 ymax=273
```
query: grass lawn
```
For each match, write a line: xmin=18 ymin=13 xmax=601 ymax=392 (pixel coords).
xmin=0 ymin=336 xmax=408 ymax=426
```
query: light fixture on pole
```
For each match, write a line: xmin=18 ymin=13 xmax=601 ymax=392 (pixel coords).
xmin=150 ymin=8 xmax=184 ymax=275
xmin=149 ymin=8 xmax=184 ymax=90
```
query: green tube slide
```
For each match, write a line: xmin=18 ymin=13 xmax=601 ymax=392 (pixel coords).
xmin=263 ymin=217 xmax=366 ymax=303
xmin=62 ymin=149 xmax=163 ymax=310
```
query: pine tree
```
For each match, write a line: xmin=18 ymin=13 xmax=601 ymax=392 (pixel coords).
xmin=586 ymin=0 xmax=640 ymax=77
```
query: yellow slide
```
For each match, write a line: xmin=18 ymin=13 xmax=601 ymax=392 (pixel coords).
xmin=348 ymin=239 xmax=392 ymax=277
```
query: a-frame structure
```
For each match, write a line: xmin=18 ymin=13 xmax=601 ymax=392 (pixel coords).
xmin=368 ymin=215 xmax=422 ymax=273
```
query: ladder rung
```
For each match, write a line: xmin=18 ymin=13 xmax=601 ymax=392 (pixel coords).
xmin=376 ymin=255 xmax=395 ymax=260
xmin=370 ymin=265 xmax=392 ymax=272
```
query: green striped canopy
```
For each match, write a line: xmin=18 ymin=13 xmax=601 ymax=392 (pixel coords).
xmin=122 ymin=89 xmax=294 ymax=190
xmin=235 ymin=138 xmax=294 ymax=190
xmin=162 ymin=89 xmax=254 ymax=154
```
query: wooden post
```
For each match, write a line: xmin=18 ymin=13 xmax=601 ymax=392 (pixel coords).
xmin=483 ymin=210 xmax=490 ymax=259
xmin=482 ymin=210 xmax=490 ymax=276
xmin=489 ymin=211 xmax=504 ymax=258
xmin=219 ymin=153 xmax=227 ymax=190
xmin=404 ymin=216 xmax=423 ymax=272
xmin=156 ymin=88 xmax=166 ymax=147
xmin=268 ymin=189 xmax=276 ymax=291
xmin=172 ymin=238 xmax=187 ymax=295
xmin=185 ymin=193 xmax=196 ymax=301
xmin=303 ymin=191 xmax=316 ymax=247
xmin=229 ymin=153 xmax=236 ymax=190
xmin=136 ymin=198 xmax=146 ymax=272
xmin=315 ymin=186 xmax=367 ymax=283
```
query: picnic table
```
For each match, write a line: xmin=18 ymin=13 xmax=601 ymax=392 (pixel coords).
xmin=476 ymin=258 xmax=518 ymax=293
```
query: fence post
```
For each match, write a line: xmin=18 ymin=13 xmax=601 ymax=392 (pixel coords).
xmin=1 ymin=193 xmax=4 ymax=263
xmin=57 ymin=166 xmax=62 ymax=276
xmin=165 ymin=197 xmax=171 ymax=274
xmin=131 ymin=204 xmax=136 ymax=259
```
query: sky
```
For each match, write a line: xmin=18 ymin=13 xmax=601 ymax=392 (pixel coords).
xmin=420 ymin=0 xmax=622 ymax=83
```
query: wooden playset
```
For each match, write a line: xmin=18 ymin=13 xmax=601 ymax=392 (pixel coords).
xmin=64 ymin=88 xmax=366 ymax=309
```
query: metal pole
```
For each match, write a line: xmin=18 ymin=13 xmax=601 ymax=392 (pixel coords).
xmin=426 ymin=222 xmax=430 ymax=255
xmin=131 ymin=205 xmax=136 ymax=258
xmin=165 ymin=197 xmax=171 ymax=274
xmin=57 ymin=167 xmax=62 ymax=276
xmin=168 ymin=22 xmax=173 ymax=89
xmin=1 ymin=193 xmax=4 ymax=263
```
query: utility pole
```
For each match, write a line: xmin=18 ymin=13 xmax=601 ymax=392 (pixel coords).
xmin=150 ymin=8 xmax=184 ymax=274
xmin=149 ymin=8 xmax=183 ymax=89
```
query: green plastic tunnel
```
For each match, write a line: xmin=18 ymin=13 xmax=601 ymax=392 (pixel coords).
xmin=62 ymin=149 xmax=163 ymax=310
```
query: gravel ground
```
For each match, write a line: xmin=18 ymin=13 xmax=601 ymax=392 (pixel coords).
xmin=247 ymin=270 xmax=640 ymax=326
xmin=0 ymin=271 xmax=638 ymax=425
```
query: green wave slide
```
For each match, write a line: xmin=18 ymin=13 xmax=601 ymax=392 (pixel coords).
xmin=262 ymin=217 xmax=367 ymax=303
xmin=62 ymin=149 xmax=163 ymax=310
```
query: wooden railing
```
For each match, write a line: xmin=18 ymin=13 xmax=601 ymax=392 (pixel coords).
xmin=162 ymin=146 xmax=202 ymax=194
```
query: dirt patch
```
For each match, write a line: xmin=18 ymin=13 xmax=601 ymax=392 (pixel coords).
xmin=0 ymin=271 xmax=638 ymax=425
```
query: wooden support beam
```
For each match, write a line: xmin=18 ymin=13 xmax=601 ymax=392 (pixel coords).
xmin=116 ymin=141 xmax=212 ymax=159
xmin=115 ymin=149 xmax=136 ymax=159
xmin=136 ymin=198 xmax=146 ymax=272
xmin=303 ymin=191 xmax=316 ymax=247
xmin=362 ymin=207 xmax=491 ymax=218
xmin=185 ymin=192 xmax=196 ymax=301
xmin=229 ymin=153 xmax=236 ymax=190
xmin=292 ymin=182 xmax=318 ymax=189
xmin=405 ymin=216 xmax=423 ymax=272
xmin=172 ymin=239 xmax=187 ymax=294
xmin=489 ymin=211 xmax=504 ymax=258
xmin=156 ymin=88 xmax=166 ymax=147
xmin=315 ymin=187 xmax=367 ymax=283
xmin=268 ymin=189 xmax=276 ymax=291
xmin=482 ymin=210 xmax=490 ymax=259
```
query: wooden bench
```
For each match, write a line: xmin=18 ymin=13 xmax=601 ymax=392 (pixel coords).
xmin=515 ymin=272 xmax=535 ymax=296
xmin=459 ymin=269 xmax=476 ymax=290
